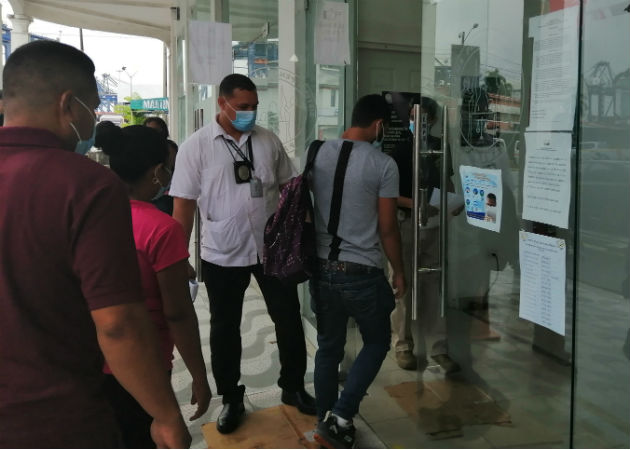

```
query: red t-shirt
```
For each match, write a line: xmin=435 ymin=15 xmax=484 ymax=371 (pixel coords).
xmin=103 ymin=200 xmax=189 ymax=374
xmin=0 ymin=127 xmax=143 ymax=448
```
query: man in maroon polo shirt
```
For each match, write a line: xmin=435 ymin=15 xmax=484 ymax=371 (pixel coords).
xmin=0 ymin=41 xmax=190 ymax=448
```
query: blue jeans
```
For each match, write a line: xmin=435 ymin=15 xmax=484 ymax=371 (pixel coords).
xmin=310 ymin=266 xmax=395 ymax=421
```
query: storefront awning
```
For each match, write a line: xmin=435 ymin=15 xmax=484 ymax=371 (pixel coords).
xmin=8 ymin=0 xmax=172 ymax=42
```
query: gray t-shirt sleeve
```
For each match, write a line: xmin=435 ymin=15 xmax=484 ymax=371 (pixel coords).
xmin=379 ymin=157 xmax=399 ymax=198
xmin=274 ymin=136 xmax=298 ymax=184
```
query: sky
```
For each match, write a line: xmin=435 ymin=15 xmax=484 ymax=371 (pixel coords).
xmin=0 ymin=0 xmax=165 ymax=99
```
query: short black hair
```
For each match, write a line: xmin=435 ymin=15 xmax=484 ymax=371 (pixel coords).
xmin=3 ymin=40 xmax=96 ymax=108
xmin=167 ymin=139 xmax=178 ymax=152
xmin=351 ymin=94 xmax=390 ymax=128
xmin=219 ymin=74 xmax=257 ymax=98
xmin=142 ymin=116 xmax=169 ymax=139
xmin=143 ymin=116 xmax=169 ymax=139
xmin=96 ymin=122 xmax=168 ymax=184
xmin=420 ymin=96 xmax=439 ymax=122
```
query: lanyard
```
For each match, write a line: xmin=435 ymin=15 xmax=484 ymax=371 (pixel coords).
xmin=221 ymin=135 xmax=254 ymax=170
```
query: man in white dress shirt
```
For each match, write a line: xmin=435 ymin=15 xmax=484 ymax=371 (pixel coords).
xmin=170 ymin=74 xmax=315 ymax=434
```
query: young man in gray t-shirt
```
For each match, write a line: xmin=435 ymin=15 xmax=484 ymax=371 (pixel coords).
xmin=309 ymin=94 xmax=406 ymax=449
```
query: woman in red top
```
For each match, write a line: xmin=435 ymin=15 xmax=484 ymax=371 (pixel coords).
xmin=96 ymin=123 xmax=211 ymax=448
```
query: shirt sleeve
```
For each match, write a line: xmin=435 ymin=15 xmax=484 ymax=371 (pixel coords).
xmin=148 ymin=219 xmax=190 ymax=273
xmin=169 ymin=134 xmax=202 ymax=200
xmin=379 ymin=156 xmax=400 ymax=199
xmin=71 ymin=177 xmax=143 ymax=311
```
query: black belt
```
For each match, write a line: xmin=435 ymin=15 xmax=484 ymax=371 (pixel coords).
xmin=317 ymin=258 xmax=380 ymax=275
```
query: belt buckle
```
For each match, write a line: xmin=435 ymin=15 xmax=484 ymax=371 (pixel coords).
xmin=338 ymin=261 xmax=346 ymax=272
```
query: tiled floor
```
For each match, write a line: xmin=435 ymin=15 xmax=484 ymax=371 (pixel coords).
xmin=170 ymin=280 xmax=385 ymax=449
xmin=171 ymin=263 xmax=630 ymax=448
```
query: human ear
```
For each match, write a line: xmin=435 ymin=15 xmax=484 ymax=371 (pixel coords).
xmin=58 ymin=90 xmax=75 ymax=123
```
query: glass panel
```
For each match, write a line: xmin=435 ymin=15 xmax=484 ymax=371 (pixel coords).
xmin=304 ymin=1 xmax=346 ymax=142
xmin=300 ymin=0 xmax=347 ymax=330
xmin=573 ymin=0 xmax=630 ymax=447
xmin=227 ymin=0 xmax=279 ymax=132
xmin=397 ymin=1 xmax=576 ymax=447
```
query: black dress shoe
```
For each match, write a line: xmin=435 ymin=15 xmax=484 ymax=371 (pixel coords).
xmin=281 ymin=388 xmax=316 ymax=416
xmin=216 ymin=401 xmax=245 ymax=434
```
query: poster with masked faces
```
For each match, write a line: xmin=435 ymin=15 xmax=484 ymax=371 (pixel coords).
xmin=460 ymin=165 xmax=503 ymax=232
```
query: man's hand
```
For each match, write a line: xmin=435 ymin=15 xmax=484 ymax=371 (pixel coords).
xmin=150 ymin=415 xmax=191 ymax=449
xmin=391 ymin=271 xmax=406 ymax=299
xmin=189 ymin=378 xmax=212 ymax=420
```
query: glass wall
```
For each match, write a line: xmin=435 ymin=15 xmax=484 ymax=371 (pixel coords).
xmin=573 ymin=0 xmax=630 ymax=447
xmin=343 ymin=0 xmax=626 ymax=447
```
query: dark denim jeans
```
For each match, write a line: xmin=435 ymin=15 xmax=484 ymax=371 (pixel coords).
xmin=309 ymin=266 xmax=395 ymax=421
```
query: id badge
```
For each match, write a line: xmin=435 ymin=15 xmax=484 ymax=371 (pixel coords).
xmin=250 ymin=176 xmax=263 ymax=198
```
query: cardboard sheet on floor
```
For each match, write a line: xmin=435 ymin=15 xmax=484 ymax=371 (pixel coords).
xmin=385 ymin=380 xmax=511 ymax=440
xmin=202 ymin=405 xmax=319 ymax=449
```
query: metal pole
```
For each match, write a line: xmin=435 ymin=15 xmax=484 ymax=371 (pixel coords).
xmin=79 ymin=28 xmax=84 ymax=51
xmin=163 ymin=43 xmax=168 ymax=98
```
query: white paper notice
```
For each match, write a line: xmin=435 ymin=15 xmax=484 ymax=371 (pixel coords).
xmin=522 ymin=132 xmax=572 ymax=228
xmin=189 ymin=20 xmax=232 ymax=85
xmin=527 ymin=6 xmax=579 ymax=131
xmin=315 ymin=2 xmax=351 ymax=65
xmin=459 ymin=166 xmax=502 ymax=232
xmin=519 ymin=231 xmax=566 ymax=336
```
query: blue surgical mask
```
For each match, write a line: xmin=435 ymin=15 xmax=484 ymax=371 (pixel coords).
xmin=372 ymin=121 xmax=385 ymax=149
xmin=224 ymin=98 xmax=257 ymax=132
xmin=408 ymin=122 xmax=415 ymax=134
xmin=152 ymin=166 xmax=172 ymax=200
xmin=69 ymin=96 xmax=96 ymax=155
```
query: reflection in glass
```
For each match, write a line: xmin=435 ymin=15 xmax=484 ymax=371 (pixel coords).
xmin=574 ymin=0 xmax=630 ymax=446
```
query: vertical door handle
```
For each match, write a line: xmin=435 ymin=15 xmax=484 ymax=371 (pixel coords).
xmin=194 ymin=109 xmax=203 ymax=282
xmin=439 ymin=105 xmax=449 ymax=317
xmin=411 ymin=104 xmax=422 ymax=321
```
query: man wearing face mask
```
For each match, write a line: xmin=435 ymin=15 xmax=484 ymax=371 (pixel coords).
xmin=170 ymin=73 xmax=315 ymax=434
xmin=389 ymin=96 xmax=460 ymax=375
xmin=0 ymin=41 xmax=190 ymax=448
xmin=308 ymin=94 xmax=405 ymax=449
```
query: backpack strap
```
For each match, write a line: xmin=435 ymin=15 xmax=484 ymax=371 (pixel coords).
xmin=303 ymin=140 xmax=325 ymax=175
xmin=327 ymin=140 xmax=354 ymax=261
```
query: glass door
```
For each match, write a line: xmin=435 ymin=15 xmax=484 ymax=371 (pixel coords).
xmin=409 ymin=0 xmax=577 ymax=447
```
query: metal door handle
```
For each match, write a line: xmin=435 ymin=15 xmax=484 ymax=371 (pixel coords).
xmin=418 ymin=267 xmax=441 ymax=274
xmin=411 ymin=104 xmax=421 ymax=321
xmin=194 ymin=109 xmax=204 ymax=282
xmin=439 ymin=105 xmax=449 ymax=317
